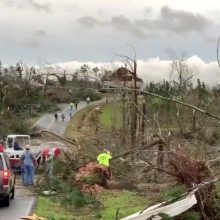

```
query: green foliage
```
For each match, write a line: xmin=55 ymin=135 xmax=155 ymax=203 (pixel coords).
xmin=39 ymin=158 xmax=95 ymax=210
xmin=61 ymin=188 xmax=92 ymax=209
xmin=182 ymin=211 xmax=201 ymax=220
xmin=162 ymin=185 xmax=186 ymax=202
xmin=80 ymin=174 xmax=102 ymax=185
xmin=158 ymin=213 xmax=174 ymax=219
xmin=40 ymin=176 xmax=94 ymax=210
xmin=0 ymin=114 xmax=31 ymax=135
xmin=158 ymin=212 xmax=201 ymax=220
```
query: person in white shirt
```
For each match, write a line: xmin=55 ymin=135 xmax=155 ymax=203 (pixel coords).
xmin=86 ymin=97 xmax=90 ymax=105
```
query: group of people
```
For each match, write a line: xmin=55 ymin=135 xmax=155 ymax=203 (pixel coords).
xmin=20 ymin=146 xmax=111 ymax=187
xmin=21 ymin=145 xmax=61 ymax=186
xmin=54 ymin=113 xmax=65 ymax=122
xmin=54 ymin=97 xmax=91 ymax=122
xmin=70 ymin=101 xmax=78 ymax=110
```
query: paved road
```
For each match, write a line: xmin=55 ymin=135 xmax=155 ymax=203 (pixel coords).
xmin=34 ymin=102 xmax=88 ymax=136
xmin=0 ymin=177 xmax=36 ymax=220
xmin=0 ymin=197 xmax=35 ymax=220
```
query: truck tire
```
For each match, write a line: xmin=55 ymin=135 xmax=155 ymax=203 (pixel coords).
xmin=3 ymin=194 xmax=10 ymax=207
xmin=11 ymin=186 xmax=15 ymax=199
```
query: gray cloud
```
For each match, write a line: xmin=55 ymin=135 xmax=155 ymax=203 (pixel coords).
xmin=77 ymin=6 xmax=212 ymax=39
xmin=21 ymin=30 xmax=47 ymax=47
xmin=77 ymin=15 xmax=146 ymax=38
xmin=2 ymin=0 xmax=52 ymax=13
xmin=136 ymin=6 xmax=211 ymax=34
xmin=77 ymin=16 xmax=100 ymax=27
xmin=21 ymin=38 xmax=41 ymax=47
xmin=111 ymin=15 xmax=146 ymax=38
xmin=143 ymin=6 xmax=152 ymax=15
xmin=34 ymin=30 xmax=47 ymax=37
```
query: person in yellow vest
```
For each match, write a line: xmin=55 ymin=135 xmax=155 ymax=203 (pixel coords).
xmin=97 ymin=150 xmax=112 ymax=186
xmin=97 ymin=150 xmax=112 ymax=167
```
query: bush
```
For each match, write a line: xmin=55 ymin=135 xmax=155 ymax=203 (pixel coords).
xmin=61 ymin=189 xmax=88 ymax=208
xmin=80 ymin=174 xmax=102 ymax=185
xmin=0 ymin=114 xmax=31 ymax=135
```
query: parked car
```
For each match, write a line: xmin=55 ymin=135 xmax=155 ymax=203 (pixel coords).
xmin=0 ymin=149 xmax=15 ymax=206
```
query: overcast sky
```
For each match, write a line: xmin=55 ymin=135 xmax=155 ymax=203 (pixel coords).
xmin=1 ymin=0 xmax=220 ymax=85
xmin=0 ymin=0 xmax=220 ymax=64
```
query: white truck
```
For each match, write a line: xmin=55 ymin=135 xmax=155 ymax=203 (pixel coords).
xmin=4 ymin=135 xmax=41 ymax=172
xmin=4 ymin=134 xmax=65 ymax=172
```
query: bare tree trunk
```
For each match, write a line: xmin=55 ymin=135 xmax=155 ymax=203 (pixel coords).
xmin=131 ymin=61 xmax=138 ymax=148
xmin=141 ymin=102 xmax=146 ymax=146
xmin=43 ymin=73 xmax=49 ymax=95
xmin=121 ymin=93 xmax=126 ymax=147
xmin=153 ymin=143 xmax=164 ymax=182
xmin=192 ymin=109 xmax=196 ymax=133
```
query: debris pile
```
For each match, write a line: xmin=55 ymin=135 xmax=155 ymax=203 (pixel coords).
xmin=75 ymin=162 xmax=111 ymax=193
xmin=21 ymin=213 xmax=47 ymax=220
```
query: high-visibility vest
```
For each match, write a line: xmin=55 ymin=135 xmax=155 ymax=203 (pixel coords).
xmin=97 ymin=153 xmax=112 ymax=167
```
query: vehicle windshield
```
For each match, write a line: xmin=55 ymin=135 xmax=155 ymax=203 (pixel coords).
xmin=7 ymin=136 xmax=30 ymax=149
xmin=14 ymin=136 xmax=29 ymax=149
xmin=0 ymin=155 xmax=3 ymax=171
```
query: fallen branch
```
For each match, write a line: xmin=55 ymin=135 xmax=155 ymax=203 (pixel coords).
xmin=35 ymin=130 xmax=79 ymax=148
xmin=111 ymin=138 xmax=163 ymax=160
xmin=208 ymin=155 xmax=220 ymax=164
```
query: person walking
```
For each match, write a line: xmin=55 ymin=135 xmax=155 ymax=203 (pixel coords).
xmin=54 ymin=113 xmax=58 ymax=122
xmin=21 ymin=145 xmax=36 ymax=186
xmin=70 ymin=102 xmax=73 ymax=110
xmin=69 ymin=110 xmax=73 ymax=119
xmin=75 ymin=101 xmax=78 ymax=110
xmin=46 ymin=150 xmax=54 ymax=177
xmin=86 ymin=97 xmax=90 ymax=105
xmin=61 ymin=113 xmax=65 ymax=122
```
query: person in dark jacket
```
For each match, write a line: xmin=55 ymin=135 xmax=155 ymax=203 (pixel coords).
xmin=54 ymin=113 xmax=58 ymax=122
xmin=14 ymin=141 xmax=22 ymax=150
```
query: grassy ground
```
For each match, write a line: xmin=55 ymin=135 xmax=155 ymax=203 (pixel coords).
xmin=64 ymin=105 xmax=94 ymax=139
xmin=100 ymin=103 xmax=122 ymax=130
xmin=35 ymin=197 xmax=74 ymax=220
xmin=35 ymin=190 xmax=148 ymax=220
xmin=99 ymin=190 xmax=148 ymax=219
